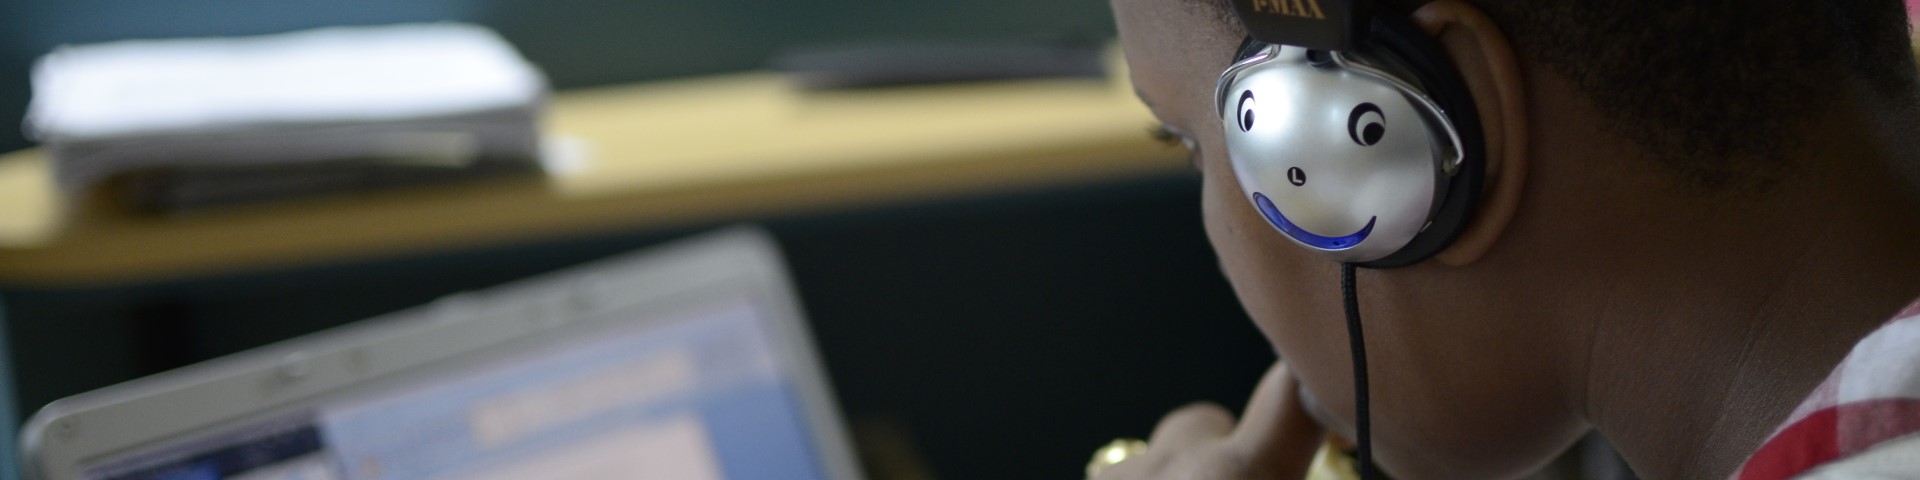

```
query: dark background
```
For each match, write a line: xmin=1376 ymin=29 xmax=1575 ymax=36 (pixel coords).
xmin=0 ymin=2 xmax=1285 ymax=478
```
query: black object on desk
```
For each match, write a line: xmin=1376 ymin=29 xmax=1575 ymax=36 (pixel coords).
xmin=771 ymin=40 xmax=1109 ymax=90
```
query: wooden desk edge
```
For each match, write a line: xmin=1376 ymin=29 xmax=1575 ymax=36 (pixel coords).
xmin=0 ymin=143 xmax=1186 ymax=288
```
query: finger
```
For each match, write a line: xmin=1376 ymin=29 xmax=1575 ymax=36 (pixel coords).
xmin=1228 ymin=362 xmax=1327 ymax=475
xmin=1148 ymin=402 xmax=1235 ymax=449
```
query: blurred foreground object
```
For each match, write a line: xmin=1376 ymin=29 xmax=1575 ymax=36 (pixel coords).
xmin=1083 ymin=438 xmax=1147 ymax=478
xmin=25 ymin=23 xmax=547 ymax=211
xmin=19 ymin=228 xmax=865 ymax=480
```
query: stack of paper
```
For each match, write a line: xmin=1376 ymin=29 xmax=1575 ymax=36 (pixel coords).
xmin=26 ymin=23 xmax=547 ymax=210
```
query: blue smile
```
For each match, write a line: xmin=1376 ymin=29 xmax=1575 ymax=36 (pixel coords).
xmin=1253 ymin=192 xmax=1376 ymax=250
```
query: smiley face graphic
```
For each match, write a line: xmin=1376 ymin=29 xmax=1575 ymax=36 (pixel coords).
xmin=1242 ymin=96 xmax=1387 ymax=250
xmin=1220 ymin=45 xmax=1448 ymax=261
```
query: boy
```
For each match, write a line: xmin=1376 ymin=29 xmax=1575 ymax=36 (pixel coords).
xmin=1097 ymin=0 xmax=1920 ymax=478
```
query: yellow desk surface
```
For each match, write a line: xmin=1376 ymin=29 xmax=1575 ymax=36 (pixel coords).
xmin=0 ymin=70 xmax=1181 ymax=287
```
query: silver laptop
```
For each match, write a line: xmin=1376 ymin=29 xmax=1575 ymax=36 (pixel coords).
xmin=19 ymin=227 xmax=864 ymax=480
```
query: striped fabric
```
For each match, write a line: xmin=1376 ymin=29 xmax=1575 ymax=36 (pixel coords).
xmin=1731 ymin=300 xmax=1920 ymax=480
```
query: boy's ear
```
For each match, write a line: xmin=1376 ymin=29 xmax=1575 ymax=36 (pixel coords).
xmin=1411 ymin=0 xmax=1529 ymax=267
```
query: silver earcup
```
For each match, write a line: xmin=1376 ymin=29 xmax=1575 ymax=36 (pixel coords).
xmin=1216 ymin=44 xmax=1461 ymax=263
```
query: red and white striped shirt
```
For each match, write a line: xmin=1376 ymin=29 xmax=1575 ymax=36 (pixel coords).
xmin=1731 ymin=299 xmax=1920 ymax=479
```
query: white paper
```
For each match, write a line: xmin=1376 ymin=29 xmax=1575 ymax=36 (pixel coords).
xmin=28 ymin=22 xmax=546 ymax=141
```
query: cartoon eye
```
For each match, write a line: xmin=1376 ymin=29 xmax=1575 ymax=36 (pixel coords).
xmin=1347 ymin=103 xmax=1385 ymax=146
xmin=1236 ymin=90 xmax=1257 ymax=132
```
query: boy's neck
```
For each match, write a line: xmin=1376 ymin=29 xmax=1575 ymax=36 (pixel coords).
xmin=1581 ymin=137 xmax=1920 ymax=479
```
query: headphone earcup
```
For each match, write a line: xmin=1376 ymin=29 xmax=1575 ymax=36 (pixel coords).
xmin=1219 ymin=12 xmax=1483 ymax=267
xmin=1348 ymin=13 xmax=1486 ymax=268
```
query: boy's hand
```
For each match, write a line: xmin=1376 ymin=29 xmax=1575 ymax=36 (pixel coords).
xmin=1092 ymin=362 xmax=1326 ymax=480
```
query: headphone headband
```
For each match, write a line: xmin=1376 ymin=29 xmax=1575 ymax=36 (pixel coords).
xmin=1228 ymin=0 xmax=1440 ymax=51
xmin=1228 ymin=0 xmax=1368 ymax=51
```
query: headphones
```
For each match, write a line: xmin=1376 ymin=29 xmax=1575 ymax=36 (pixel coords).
xmin=1219 ymin=0 xmax=1484 ymax=268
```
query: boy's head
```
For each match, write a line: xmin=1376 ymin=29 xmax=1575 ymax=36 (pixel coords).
xmin=1112 ymin=0 xmax=1918 ymax=477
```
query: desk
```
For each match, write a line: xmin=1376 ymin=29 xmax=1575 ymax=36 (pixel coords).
xmin=0 ymin=67 xmax=1180 ymax=287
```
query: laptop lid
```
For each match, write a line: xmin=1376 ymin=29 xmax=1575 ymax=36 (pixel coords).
xmin=19 ymin=227 xmax=863 ymax=480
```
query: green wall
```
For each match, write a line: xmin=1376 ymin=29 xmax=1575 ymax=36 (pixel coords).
xmin=0 ymin=0 xmax=1120 ymax=154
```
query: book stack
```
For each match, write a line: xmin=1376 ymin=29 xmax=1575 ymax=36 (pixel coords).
xmin=26 ymin=23 xmax=548 ymax=211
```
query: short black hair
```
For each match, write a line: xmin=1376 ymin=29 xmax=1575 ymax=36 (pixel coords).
xmin=1193 ymin=0 xmax=1919 ymax=190
xmin=1477 ymin=0 xmax=1917 ymax=190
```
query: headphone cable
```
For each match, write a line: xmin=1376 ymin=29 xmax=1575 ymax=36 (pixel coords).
xmin=1340 ymin=262 xmax=1374 ymax=479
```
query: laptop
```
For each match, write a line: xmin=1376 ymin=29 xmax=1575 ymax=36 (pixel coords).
xmin=19 ymin=227 xmax=864 ymax=480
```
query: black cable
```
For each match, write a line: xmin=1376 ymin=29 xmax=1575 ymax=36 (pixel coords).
xmin=1341 ymin=262 xmax=1374 ymax=480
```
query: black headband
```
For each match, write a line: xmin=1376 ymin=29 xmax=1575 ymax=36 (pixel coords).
xmin=1227 ymin=0 xmax=1436 ymax=51
xmin=1228 ymin=0 xmax=1368 ymax=51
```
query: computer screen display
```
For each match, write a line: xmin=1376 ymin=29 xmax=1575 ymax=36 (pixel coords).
xmin=76 ymin=300 xmax=830 ymax=480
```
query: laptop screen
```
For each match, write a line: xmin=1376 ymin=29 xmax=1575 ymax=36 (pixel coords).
xmin=76 ymin=300 xmax=832 ymax=480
